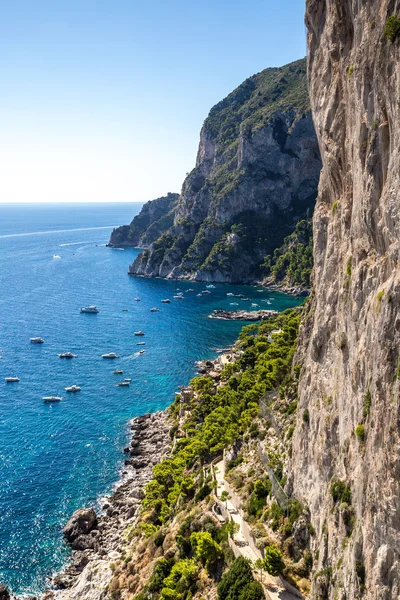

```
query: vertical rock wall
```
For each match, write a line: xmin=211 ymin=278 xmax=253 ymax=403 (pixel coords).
xmin=291 ymin=1 xmax=400 ymax=598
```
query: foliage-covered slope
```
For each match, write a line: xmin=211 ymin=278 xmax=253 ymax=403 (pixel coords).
xmin=106 ymin=308 xmax=313 ymax=599
xmin=119 ymin=58 xmax=321 ymax=283
xmin=108 ymin=193 xmax=179 ymax=248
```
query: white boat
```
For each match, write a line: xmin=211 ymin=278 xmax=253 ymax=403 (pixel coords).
xmin=124 ymin=378 xmax=132 ymax=382
xmin=227 ymin=293 xmax=234 ymax=296
xmin=102 ymin=352 xmax=119 ymax=359
xmin=136 ymin=342 xmax=146 ymax=345
xmin=139 ymin=350 xmax=145 ymax=354
xmin=173 ymin=295 xmax=184 ymax=299
xmin=230 ymin=302 xmax=239 ymax=306
xmin=122 ymin=308 xmax=128 ymax=312
xmin=30 ymin=337 xmax=44 ymax=344
xmin=80 ymin=306 xmax=99 ymax=313
xmin=134 ymin=298 xmax=140 ymax=301
xmin=59 ymin=352 xmax=76 ymax=359
xmin=5 ymin=377 xmax=19 ymax=383
xmin=113 ymin=369 xmax=123 ymax=374
xmin=65 ymin=385 xmax=81 ymax=393
xmin=43 ymin=396 xmax=61 ymax=403
xmin=53 ymin=254 xmax=61 ymax=259
xmin=251 ymin=303 xmax=259 ymax=307
xmin=150 ymin=308 xmax=160 ymax=312
xmin=202 ymin=290 xmax=211 ymax=294
xmin=134 ymin=331 xmax=144 ymax=336
xmin=117 ymin=381 xmax=130 ymax=387
xmin=161 ymin=299 xmax=171 ymax=303
xmin=206 ymin=284 xmax=215 ymax=289
xmin=197 ymin=293 xmax=202 ymax=297
xmin=187 ymin=289 xmax=195 ymax=292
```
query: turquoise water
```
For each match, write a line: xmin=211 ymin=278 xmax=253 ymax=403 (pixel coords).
xmin=0 ymin=203 xmax=300 ymax=595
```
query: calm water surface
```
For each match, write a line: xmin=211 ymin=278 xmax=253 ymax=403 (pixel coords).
xmin=0 ymin=203 xmax=300 ymax=595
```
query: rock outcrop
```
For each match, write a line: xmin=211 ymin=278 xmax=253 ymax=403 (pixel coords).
xmin=108 ymin=193 xmax=179 ymax=248
xmin=291 ymin=2 xmax=400 ymax=598
xmin=63 ymin=509 xmax=97 ymax=544
xmin=122 ymin=58 xmax=321 ymax=283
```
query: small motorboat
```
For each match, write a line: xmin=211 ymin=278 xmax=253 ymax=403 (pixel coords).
xmin=197 ymin=293 xmax=202 ymax=297
xmin=43 ymin=396 xmax=61 ymax=403
xmin=113 ymin=369 xmax=123 ymax=374
xmin=241 ymin=298 xmax=250 ymax=302
xmin=124 ymin=378 xmax=132 ymax=382
xmin=134 ymin=331 xmax=144 ymax=336
xmin=139 ymin=350 xmax=145 ymax=354
xmin=202 ymin=290 xmax=211 ymax=294
xmin=150 ymin=308 xmax=160 ymax=312
xmin=102 ymin=352 xmax=119 ymax=359
xmin=173 ymin=295 xmax=184 ymax=299
xmin=5 ymin=377 xmax=19 ymax=383
xmin=161 ymin=299 xmax=171 ymax=303
xmin=134 ymin=298 xmax=140 ymax=301
xmin=80 ymin=306 xmax=99 ymax=313
xmin=206 ymin=284 xmax=215 ymax=289
xmin=227 ymin=293 xmax=234 ymax=297
xmin=251 ymin=303 xmax=259 ymax=307
xmin=230 ymin=302 xmax=239 ymax=306
xmin=117 ymin=381 xmax=130 ymax=387
xmin=53 ymin=254 xmax=61 ymax=259
xmin=187 ymin=289 xmax=195 ymax=292
xmin=30 ymin=337 xmax=44 ymax=344
xmin=65 ymin=385 xmax=81 ymax=393
xmin=136 ymin=342 xmax=146 ymax=345
xmin=59 ymin=352 xmax=76 ymax=359
xmin=122 ymin=308 xmax=128 ymax=312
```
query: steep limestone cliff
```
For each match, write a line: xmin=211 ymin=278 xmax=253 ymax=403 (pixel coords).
xmin=127 ymin=58 xmax=321 ymax=283
xmin=108 ymin=193 xmax=179 ymax=247
xmin=291 ymin=2 xmax=400 ymax=598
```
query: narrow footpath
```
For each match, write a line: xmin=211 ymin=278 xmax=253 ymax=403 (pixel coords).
xmin=213 ymin=460 xmax=303 ymax=600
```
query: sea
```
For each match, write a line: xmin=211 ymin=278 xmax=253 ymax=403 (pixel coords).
xmin=0 ymin=202 xmax=300 ymax=596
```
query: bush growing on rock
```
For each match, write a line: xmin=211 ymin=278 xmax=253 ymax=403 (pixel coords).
xmin=263 ymin=545 xmax=285 ymax=576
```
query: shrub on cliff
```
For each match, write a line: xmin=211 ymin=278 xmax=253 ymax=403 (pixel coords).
xmin=217 ymin=557 xmax=260 ymax=600
xmin=385 ymin=15 xmax=400 ymax=43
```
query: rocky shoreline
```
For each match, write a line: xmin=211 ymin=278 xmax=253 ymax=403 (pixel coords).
xmin=210 ymin=308 xmax=279 ymax=321
xmin=0 ymin=411 xmax=171 ymax=600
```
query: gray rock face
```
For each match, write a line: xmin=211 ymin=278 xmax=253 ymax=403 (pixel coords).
xmin=0 ymin=584 xmax=10 ymax=600
xmin=291 ymin=2 xmax=400 ymax=598
xmin=63 ymin=508 xmax=97 ymax=543
xmin=128 ymin=58 xmax=321 ymax=283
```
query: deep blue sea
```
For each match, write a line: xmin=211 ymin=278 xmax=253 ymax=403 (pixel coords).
xmin=0 ymin=203 xmax=300 ymax=596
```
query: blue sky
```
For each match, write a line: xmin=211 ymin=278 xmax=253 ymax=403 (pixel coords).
xmin=0 ymin=1 xmax=307 ymax=203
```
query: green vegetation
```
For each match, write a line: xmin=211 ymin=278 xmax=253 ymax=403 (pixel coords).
xmin=263 ymin=546 xmax=285 ymax=576
xmin=205 ymin=58 xmax=309 ymax=153
xmin=190 ymin=531 xmax=223 ymax=571
xmin=385 ymin=15 xmax=400 ymax=43
xmin=377 ymin=290 xmax=384 ymax=302
xmin=348 ymin=65 xmax=354 ymax=77
xmin=141 ymin=309 xmax=300 ymax=526
xmin=331 ymin=201 xmax=339 ymax=213
xmin=263 ymin=219 xmax=313 ymax=287
xmin=355 ymin=424 xmax=365 ymax=443
xmin=363 ymin=390 xmax=372 ymax=418
xmin=218 ymin=557 xmax=263 ymax=600
xmin=346 ymin=257 xmax=352 ymax=278
xmin=331 ymin=480 xmax=352 ymax=505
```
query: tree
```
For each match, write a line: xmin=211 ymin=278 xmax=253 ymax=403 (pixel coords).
xmin=218 ymin=557 xmax=254 ymax=600
xmin=263 ymin=546 xmax=285 ymax=576
xmin=238 ymin=581 xmax=264 ymax=600
xmin=190 ymin=531 xmax=222 ymax=569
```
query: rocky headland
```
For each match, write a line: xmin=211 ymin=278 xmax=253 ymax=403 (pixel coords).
xmin=110 ymin=58 xmax=321 ymax=286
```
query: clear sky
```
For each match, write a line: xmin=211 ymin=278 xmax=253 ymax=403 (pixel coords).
xmin=0 ymin=1 xmax=307 ymax=203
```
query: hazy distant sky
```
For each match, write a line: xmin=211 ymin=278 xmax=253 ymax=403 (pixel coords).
xmin=0 ymin=1 xmax=307 ymax=203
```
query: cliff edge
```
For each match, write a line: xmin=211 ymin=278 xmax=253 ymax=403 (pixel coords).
xmin=291 ymin=2 xmax=400 ymax=598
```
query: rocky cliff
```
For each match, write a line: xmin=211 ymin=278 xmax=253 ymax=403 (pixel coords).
xmin=125 ymin=58 xmax=321 ymax=283
xmin=108 ymin=193 xmax=179 ymax=248
xmin=290 ymin=2 xmax=400 ymax=598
